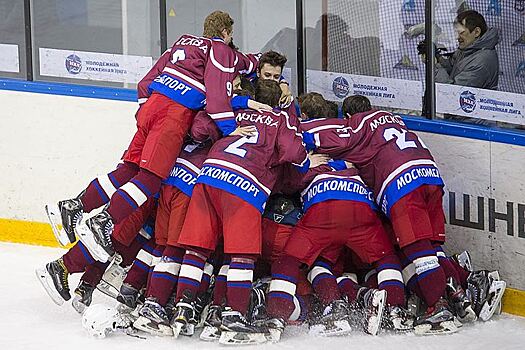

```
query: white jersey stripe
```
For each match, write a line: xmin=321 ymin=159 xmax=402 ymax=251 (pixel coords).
xmin=210 ymin=48 xmax=235 ymax=73
xmin=176 ymin=158 xmax=201 ymax=174
xmin=163 ymin=67 xmax=206 ymax=92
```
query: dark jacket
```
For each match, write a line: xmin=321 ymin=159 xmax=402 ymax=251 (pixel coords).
xmin=436 ymin=28 xmax=499 ymax=90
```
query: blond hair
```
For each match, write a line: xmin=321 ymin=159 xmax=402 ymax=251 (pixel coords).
xmin=203 ymin=11 xmax=234 ymax=38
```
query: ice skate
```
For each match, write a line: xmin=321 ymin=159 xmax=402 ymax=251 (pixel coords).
xmin=82 ymin=210 xmax=115 ymax=263
xmin=116 ymin=283 xmax=141 ymax=309
xmin=446 ymin=277 xmax=477 ymax=323
xmin=45 ymin=197 xmax=83 ymax=246
xmin=247 ymin=282 xmax=268 ymax=323
xmin=382 ymin=305 xmax=414 ymax=332
xmin=355 ymin=288 xmax=387 ymax=335
xmin=200 ymin=305 xmax=223 ymax=341
xmin=309 ymin=299 xmax=352 ymax=337
xmin=219 ymin=308 xmax=269 ymax=345
xmin=171 ymin=295 xmax=197 ymax=339
xmin=76 ymin=214 xmax=112 ymax=263
xmin=133 ymin=298 xmax=173 ymax=336
xmin=35 ymin=257 xmax=70 ymax=306
xmin=452 ymin=250 xmax=473 ymax=272
xmin=467 ymin=270 xmax=506 ymax=321
xmin=72 ymin=280 xmax=95 ymax=314
xmin=264 ymin=317 xmax=285 ymax=343
xmin=414 ymin=298 xmax=458 ymax=335
xmin=96 ymin=255 xmax=126 ymax=299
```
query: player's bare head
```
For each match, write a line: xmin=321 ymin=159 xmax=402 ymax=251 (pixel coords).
xmin=203 ymin=11 xmax=234 ymax=44
xmin=255 ymin=79 xmax=281 ymax=108
xmin=342 ymin=95 xmax=372 ymax=118
xmin=257 ymin=51 xmax=287 ymax=82
xmin=234 ymin=76 xmax=255 ymax=97
xmin=326 ymin=100 xmax=339 ymax=118
xmin=298 ymin=92 xmax=329 ymax=120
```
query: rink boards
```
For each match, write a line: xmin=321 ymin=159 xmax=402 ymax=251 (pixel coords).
xmin=0 ymin=82 xmax=524 ymax=316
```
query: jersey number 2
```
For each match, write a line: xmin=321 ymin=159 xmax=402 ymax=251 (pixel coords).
xmin=383 ymin=127 xmax=428 ymax=150
xmin=224 ymin=130 xmax=259 ymax=157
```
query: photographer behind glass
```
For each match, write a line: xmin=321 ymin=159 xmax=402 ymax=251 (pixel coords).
xmin=418 ymin=10 xmax=499 ymax=125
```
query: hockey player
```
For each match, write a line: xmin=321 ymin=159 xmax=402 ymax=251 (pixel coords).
xmin=46 ymin=11 xmax=260 ymax=264
xmin=302 ymin=95 xmax=457 ymax=335
xmin=169 ymin=79 xmax=324 ymax=344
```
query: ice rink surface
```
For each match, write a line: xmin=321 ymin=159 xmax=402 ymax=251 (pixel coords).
xmin=1 ymin=242 xmax=524 ymax=350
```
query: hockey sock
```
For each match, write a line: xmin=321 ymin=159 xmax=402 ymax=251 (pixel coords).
xmin=307 ymin=259 xmax=342 ymax=304
xmin=81 ymin=162 xmax=139 ymax=212
xmin=448 ymin=257 xmax=470 ymax=288
xmin=199 ymin=262 xmax=214 ymax=295
xmin=402 ymin=239 xmax=446 ymax=307
xmin=336 ymin=274 xmax=361 ymax=302
xmin=289 ymin=294 xmax=310 ymax=323
xmin=176 ymin=249 xmax=209 ymax=303
xmin=107 ymin=168 xmax=162 ymax=225
xmin=112 ymin=197 xmax=156 ymax=246
xmin=146 ymin=245 xmax=184 ymax=306
xmin=113 ymin=234 xmax=150 ymax=267
xmin=374 ymin=254 xmax=406 ymax=306
xmin=267 ymin=255 xmax=301 ymax=320
xmin=227 ymin=256 xmax=256 ymax=315
xmin=433 ymin=244 xmax=462 ymax=283
xmin=81 ymin=261 xmax=109 ymax=287
xmin=62 ymin=241 xmax=96 ymax=273
xmin=144 ymin=244 xmax=164 ymax=292
xmin=212 ymin=258 xmax=230 ymax=306
xmin=123 ymin=240 xmax=162 ymax=290
xmin=364 ymin=269 xmax=378 ymax=289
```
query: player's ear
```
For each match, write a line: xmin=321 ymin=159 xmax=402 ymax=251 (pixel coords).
xmin=345 ymin=112 xmax=352 ymax=119
xmin=301 ymin=112 xmax=308 ymax=121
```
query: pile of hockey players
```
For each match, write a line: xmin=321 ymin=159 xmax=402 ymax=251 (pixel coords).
xmin=36 ymin=10 xmax=506 ymax=345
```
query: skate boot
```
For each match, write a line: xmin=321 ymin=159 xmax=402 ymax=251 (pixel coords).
xmin=200 ymin=305 xmax=223 ymax=341
xmin=77 ymin=210 xmax=114 ymax=263
xmin=35 ymin=257 xmax=71 ymax=306
xmin=467 ymin=270 xmax=506 ymax=321
xmin=133 ymin=297 xmax=172 ymax=336
xmin=97 ymin=255 xmax=126 ymax=299
xmin=381 ymin=305 xmax=414 ymax=332
xmin=116 ymin=283 xmax=141 ymax=309
xmin=247 ymin=283 xmax=268 ymax=323
xmin=171 ymin=292 xmax=197 ymax=338
xmin=264 ymin=317 xmax=286 ymax=343
xmin=414 ymin=297 xmax=458 ymax=335
xmin=446 ymin=277 xmax=477 ymax=323
xmin=45 ymin=197 xmax=83 ymax=246
xmin=309 ymin=299 xmax=352 ymax=337
xmin=72 ymin=280 xmax=95 ymax=314
xmin=452 ymin=250 xmax=473 ymax=272
xmin=219 ymin=308 xmax=269 ymax=345
xmin=354 ymin=288 xmax=387 ymax=335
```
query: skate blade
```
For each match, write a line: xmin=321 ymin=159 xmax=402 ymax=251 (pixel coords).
xmin=219 ymin=331 xmax=268 ymax=345
xmin=200 ymin=326 xmax=221 ymax=341
xmin=458 ymin=306 xmax=477 ymax=323
xmin=45 ymin=203 xmax=71 ymax=246
xmin=172 ymin=321 xmax=185 ymax=339
xmin=96 ymin=280 xmax=119 ymax=299
xmin=76 ymin=219 xmax=110 ymax=263
xmin=180 ymin=323 xmax=195 ymax=336
xmin=309 ymin=320 xmax=352 ymax=337
xmin=414 ymin=320 xmax=458 ymax=335
xmin=480 ymin=280 xmax=506 ymax=321
xmin=266 ymin=328 xmax=282 ymax=343
xmin=71 ymin=295 xmax=88 ymax=314
xmin=35 ymin=267 xmax=66 ymax=306
xmin=133 ymin=316 xmax=173 ymax=337
xmin=366 ymin=290 xmax=387 ymax=336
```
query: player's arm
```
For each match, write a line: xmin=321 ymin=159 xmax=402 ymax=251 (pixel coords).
xmin=137 ymin=48 xmax=172 ymax=105
xmin=274 ymin=111 xmax=312 ymax=173
xmin=189 ymin=111 xmax=221 ymax=144
xmin=204 ymin=42 xmax=238 ymax=136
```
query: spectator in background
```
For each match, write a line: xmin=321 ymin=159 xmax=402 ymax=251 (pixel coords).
xmin=435 ymin=10 xmax=499 ymax=90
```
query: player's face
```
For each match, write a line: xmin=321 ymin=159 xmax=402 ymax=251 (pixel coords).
xmin=455 ymin=22 xmax=480 ymax=49
xmin=257 ymin=64 xmax=282 ymax=82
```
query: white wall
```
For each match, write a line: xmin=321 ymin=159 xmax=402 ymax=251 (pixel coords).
xmin=1 ymin=90 xmax=524 ymax=290
xmin=0 ymin=91 xmax=136 ymax=222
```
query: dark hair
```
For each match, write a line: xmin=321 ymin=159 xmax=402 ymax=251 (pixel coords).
xmin=255 ymin=79 xmax=281 ymax=107
xmin=455 ymin=10 xmax=487 ymax=36
xmin=298 ymin=92 xmax=329 ymax=119
xmin=203 ymin=11 xmax=234 ymax=38
xmin=326 ymin=100 xmax=339 ymax=118
xmin=258 ymin=51 xmax=287 ymax=71
xmin=342 ymin=95 xmax=372 ymax=116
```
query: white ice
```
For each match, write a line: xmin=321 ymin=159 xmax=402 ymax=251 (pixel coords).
xmin=1 ymin=242 xmax=524 ymax=350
